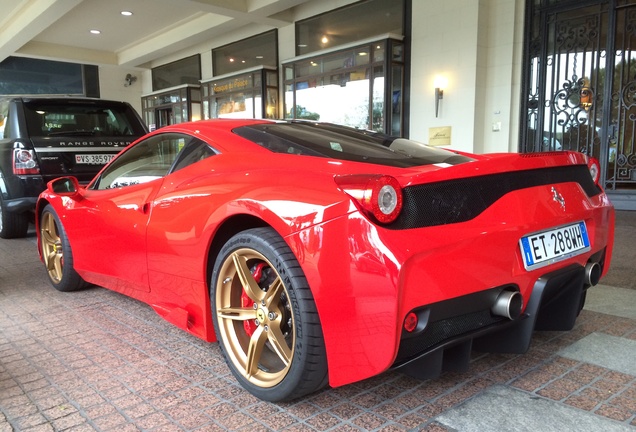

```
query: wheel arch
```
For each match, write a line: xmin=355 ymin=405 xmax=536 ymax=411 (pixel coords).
xmin=34 ymin=198 xmax=52 ymax=258
xmin=205 ymin=213 xmax=270 ymax=294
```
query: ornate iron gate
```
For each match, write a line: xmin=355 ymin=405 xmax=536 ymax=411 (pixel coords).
xmin=522 ymin=0 xmax=636 ymax=207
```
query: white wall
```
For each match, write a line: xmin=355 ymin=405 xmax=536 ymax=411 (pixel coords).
xmin=409 ymin=0 xmax=523 ymax=154
xmin=98 ymin=65 xmax=144 ymax=114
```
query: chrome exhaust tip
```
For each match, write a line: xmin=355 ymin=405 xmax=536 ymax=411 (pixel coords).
xmin=491 ymin=290 xmax=523 ymax=320
xmin=584 ymin=262 xmax=601 ymax=287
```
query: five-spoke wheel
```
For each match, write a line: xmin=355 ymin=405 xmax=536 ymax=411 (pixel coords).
xmin=39 ymin=205 xmax=87 ymax=291
xmin=40 ymin=209 xmax=64 ymax=284
xmin=211 ymin=228 xmax=328 ymax=401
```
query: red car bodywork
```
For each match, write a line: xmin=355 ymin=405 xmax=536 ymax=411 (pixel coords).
xmin=36 ymin=119 xmax=615 ymax=388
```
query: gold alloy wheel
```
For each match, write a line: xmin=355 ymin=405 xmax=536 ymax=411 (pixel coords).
xmin=216 ymin=248 xmax=295 ymax=388
xmin=40 ymin=211 xmax=64 ymax=284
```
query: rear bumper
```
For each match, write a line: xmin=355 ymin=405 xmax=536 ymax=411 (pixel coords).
xmin=1 ymin=174 xmax=44 ymax=214
xmin=392 ymin=260 xmax=601 ymax=379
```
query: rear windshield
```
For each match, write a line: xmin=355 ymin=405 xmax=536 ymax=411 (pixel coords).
xmin=233 ymin=122 xmax=473 ymax=168
xmin=23 ymin=100 xmax=145 ymax=138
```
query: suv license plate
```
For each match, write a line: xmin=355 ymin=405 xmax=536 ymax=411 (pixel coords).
xmin=519 ymin=221 xmax=590 ymax=271
xmin=75 ymin=154 xmax=116 ymax=165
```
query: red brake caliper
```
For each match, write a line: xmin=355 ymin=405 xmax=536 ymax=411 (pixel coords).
xmin=242 ymin=262 xmax=267 ymax=336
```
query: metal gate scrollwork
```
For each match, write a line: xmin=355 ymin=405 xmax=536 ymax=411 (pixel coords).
xmin=523 ymin=0 xmax=636 ymax=199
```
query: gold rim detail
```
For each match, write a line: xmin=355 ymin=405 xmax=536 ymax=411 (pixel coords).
xmin=40 ymin=212 xmax=64 ymax=284
xmin=216 ymin=248 xmax=295 ymax=388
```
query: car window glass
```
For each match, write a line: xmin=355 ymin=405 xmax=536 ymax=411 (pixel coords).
xmin=170 ymin=138 xmax=217 ymax=173
xmin=233 ymin=123 xmax=474 ymax=168
xmin=92 ymin=133 xmax=190 ymax=190
xmin=23 ymin=102 xmax=140 ymax=137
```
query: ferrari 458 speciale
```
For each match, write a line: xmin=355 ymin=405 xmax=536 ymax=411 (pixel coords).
xmin=36 ymin=119 xmax=614 ymax=401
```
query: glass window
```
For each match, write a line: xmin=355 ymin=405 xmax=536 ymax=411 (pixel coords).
xmin=152 ymin=55 xmax=201 ymax=91
xmin=22 ymin=101 xmax=146 ymax=137
xmin=172 ymin=138 xmax=216 ymax=172
xmin=233 ymin=123 xmax=472 ymax=168
xmin=285 ymin=35 xmax=406 ymax=134
xmin=284 ymin=41 xmax=397 ymax=132
xmin=0 ymin=57 xmax=84 ymax=95
xmin=92 ymin=133 xmax=196 ymax=190
xmin=213 ymin=31 xmax=277 ymax=76
xmin=202 ymin=68 xmax=277 ymax=119
xmin=296 ymin=0 xmax=403 ymax=56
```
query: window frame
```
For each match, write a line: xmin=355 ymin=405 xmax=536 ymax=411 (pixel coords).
xmin=90 ymin=132 xmax=216 ymax=190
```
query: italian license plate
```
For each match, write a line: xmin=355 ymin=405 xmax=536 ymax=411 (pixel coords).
xmin=519 ymin=221 xmax=590 ymax=270
xmin=75 ymin=154 xmax=115 ymax=165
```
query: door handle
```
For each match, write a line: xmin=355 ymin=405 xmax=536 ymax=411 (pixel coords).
xmin=142 ymin=203 xmax=151 ymax=214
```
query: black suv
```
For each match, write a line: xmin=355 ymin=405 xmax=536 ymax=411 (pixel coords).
xmin=0 ymin=97 xmax=147 ymax=238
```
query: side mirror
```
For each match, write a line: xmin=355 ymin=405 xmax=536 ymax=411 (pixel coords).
xmin=47 ymin=177 xmax=81 ymax=197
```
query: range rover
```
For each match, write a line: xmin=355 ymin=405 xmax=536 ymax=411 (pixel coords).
xmin=0 ymin=97 xmax=147 ymax=238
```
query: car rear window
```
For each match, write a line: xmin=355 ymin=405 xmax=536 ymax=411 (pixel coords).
xmin=233 ymin=122 xmax=473 ymax=168
xmin=23 ymin=101 xmax=142 ymax=138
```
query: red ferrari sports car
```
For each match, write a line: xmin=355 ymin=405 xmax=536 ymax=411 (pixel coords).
xmin=36 ymin=119 xmax=614 ymax=401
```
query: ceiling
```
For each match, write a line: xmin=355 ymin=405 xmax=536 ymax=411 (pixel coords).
xmin=0 ymin=0 xmax=311 ymax=69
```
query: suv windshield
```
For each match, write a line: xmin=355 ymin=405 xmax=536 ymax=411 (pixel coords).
xmin=23 ymin=101 xmax=141 ymax=138
xmin=233 ymin=122 xmax=473 ymax=168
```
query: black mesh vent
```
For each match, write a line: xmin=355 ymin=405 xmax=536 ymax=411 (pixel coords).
xmin=395 ymin=310 xmax=505 ymax=364
xmin=389 ymin=165 xmax=600 ymax=229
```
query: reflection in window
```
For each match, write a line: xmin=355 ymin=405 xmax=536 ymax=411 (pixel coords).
xmin=202 ymin=68 xmax=277 ymax=119
xmin=213 ymin=31 xmax=277 ymax=76
xmin=284 ymin=39 xmax=403 ymax=134
xmin=0 ymin=57 xmax=86 ymax=95
xmin=152 ymin=55 xmax=201 ymax=92
xmin=295 ymin=0 xmax=403 ymax=56
xmin=93 ymin=134 xmax=193 ymax=190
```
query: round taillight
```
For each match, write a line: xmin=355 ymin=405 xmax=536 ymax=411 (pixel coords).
xmin=370 ymin=176 xmax=403 ymax=224
xmin=16 ymin=150 xmax=33 ymax=164
xmin=335 ymin=174 xmax=403 ymax=225
xmin=587 ymin=157 xmax=600 ymax=185
xmin=378 ymin=184 xmax=398 ymax=214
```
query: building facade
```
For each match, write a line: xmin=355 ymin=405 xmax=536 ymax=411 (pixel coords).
xmin=4 ymin=0 xmax=634 ymax=208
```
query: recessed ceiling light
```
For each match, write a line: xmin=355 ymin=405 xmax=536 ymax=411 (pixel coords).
xmin=90 ymin=29 xmax=101 ymax=35
xmin=121 ymin=11 xmax=133 ymax=16
xmin=256 ymin=55 xmax=264 ymax=59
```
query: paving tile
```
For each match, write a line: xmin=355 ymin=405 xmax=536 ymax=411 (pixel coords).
xmin=435 ymin=385 xmax=634 ymax=432
xmin=559 ymin=332 xmax=636 ymax=376
xmin=2 ymin=233 xmax=636 ymax=431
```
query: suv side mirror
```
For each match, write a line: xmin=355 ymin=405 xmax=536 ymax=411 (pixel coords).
xmin=47 ymin=177 xmax=80 ymax=197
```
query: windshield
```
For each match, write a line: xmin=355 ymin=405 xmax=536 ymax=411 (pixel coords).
xmin=233 ymin=122 xmax=473 ymax=168
xmin=23 ymin=100 xmax=144 ymax=138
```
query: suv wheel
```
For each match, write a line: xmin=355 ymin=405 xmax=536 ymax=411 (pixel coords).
xmin=0 ymin=194 xmax=29 ymax=239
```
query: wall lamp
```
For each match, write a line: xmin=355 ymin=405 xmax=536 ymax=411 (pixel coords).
xmin=434 ymin=76 xmax=448 ymax=118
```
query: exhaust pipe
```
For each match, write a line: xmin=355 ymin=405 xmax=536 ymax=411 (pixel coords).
xmin=584 ymin=262 xmax=601 ymax=287
xmin=491 ymin=290 xmax=523 ymax=320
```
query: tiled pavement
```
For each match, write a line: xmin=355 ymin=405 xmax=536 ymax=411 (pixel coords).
xmin=1 ymin=214 xmax=635 ymax=431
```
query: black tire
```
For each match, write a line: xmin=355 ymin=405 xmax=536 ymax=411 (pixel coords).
xmin=39 ymin=204 xmax=88 ymax=292
xmin=0 ymin=194 xmax=29 ymax=239
xmin=210 ymin=227 xmax=328 ymax=402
